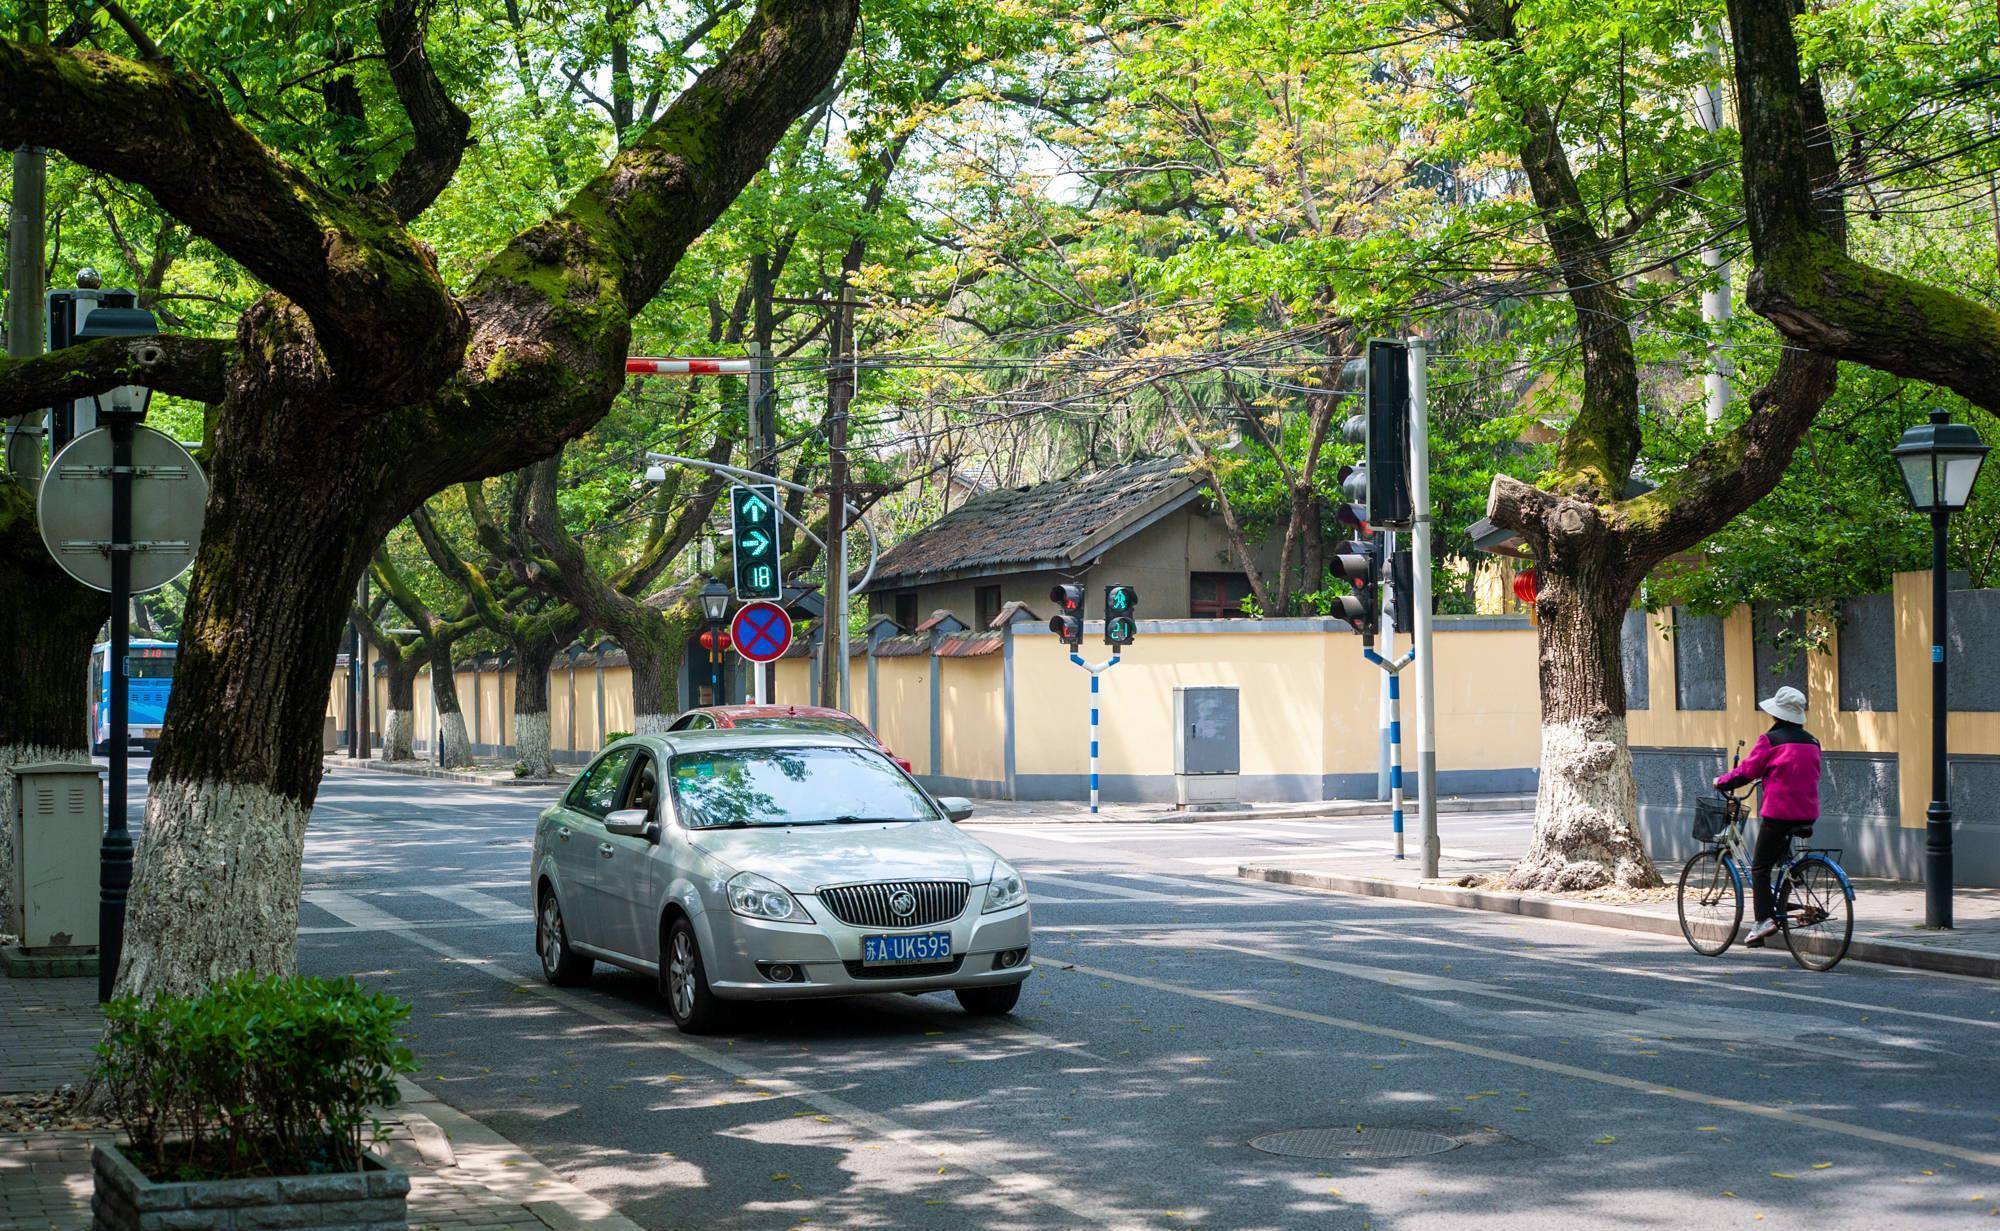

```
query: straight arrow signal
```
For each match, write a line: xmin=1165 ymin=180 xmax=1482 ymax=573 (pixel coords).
xmin=741 ymin=529 xmax=771 ymax=556
xmin=739 ymin=493 xmax=769 ymax=520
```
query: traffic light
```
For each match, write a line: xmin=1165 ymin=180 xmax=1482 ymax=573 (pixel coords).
xmin=729 ymin=483 xmax=783 ymax=600
xmin=1332 ymin=537 xmax=1381 ymax=633
xmin=1104 ymin=584 xmax=1137 ymax=647
xmin=1365 ymin=339 xmax=1413 ymax=528
xmin=1049 ymin=583 xmax=1084 ymax=646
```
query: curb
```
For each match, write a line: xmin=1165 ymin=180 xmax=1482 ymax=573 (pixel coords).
xmin=323 ymin=756 xmax=569 ymax=788
xmin=395 ymin=1077 xmax=645 ymax=1231
xmin=1238 ymin=865 xmax=2000 ymax=981
xmin=968 ymin=794 xmax=1537 ymax=826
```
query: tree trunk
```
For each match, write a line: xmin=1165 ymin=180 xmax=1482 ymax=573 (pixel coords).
xmin=510 ymin=636 xmax=561 ymax=777
xmin=624 ymin=613 xmax=694 ymax=735
xmin=426 ymin=638 xmax=472 ymax=769
xmin=1506 ymin=555 xmax=1660 ymax=891
xmin=381 ymin=658 xmax=417 ymax=760
xmin=0 ymin=496 xmax=107 ymax=930
xmin=118 ymin=455 xmax=380 ymax=1000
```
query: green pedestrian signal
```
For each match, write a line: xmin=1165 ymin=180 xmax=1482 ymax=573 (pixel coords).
xmin=730 ymin=483 xmax=782 ymax=600
xmin=1104 ymin=584 xmax=1137 ymax=647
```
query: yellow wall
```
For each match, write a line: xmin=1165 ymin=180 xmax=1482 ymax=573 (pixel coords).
xmin=939 ymin=654 xmax=1004 ymax=783
xmin=873 ymin=656 xmax=932 ymax=775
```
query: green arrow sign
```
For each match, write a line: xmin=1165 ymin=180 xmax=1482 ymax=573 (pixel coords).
xmin=730 ymin=483 xmax=783 ymax=601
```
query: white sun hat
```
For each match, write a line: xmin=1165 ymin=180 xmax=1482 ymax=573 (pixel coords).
xmin=1759 ymin=685 xmax=1807 ymax=724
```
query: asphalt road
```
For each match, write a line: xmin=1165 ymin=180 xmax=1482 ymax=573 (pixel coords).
xmin=290 ymin=763 xmax=2000 ymax=1231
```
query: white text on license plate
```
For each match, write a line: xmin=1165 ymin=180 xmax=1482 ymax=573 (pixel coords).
xmin=862 ymin=932 xmax=951 ymax=965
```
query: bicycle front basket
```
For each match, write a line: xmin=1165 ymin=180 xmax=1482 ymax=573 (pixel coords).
xmin=1691 ymin=795 xmax=1734 ymax=843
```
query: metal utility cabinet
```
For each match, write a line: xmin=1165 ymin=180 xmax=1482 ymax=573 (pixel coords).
xmin=9 ymin=762 xmax=103 ymax=952
xmin=1173 ymin=686 xmax=1240 ymax=809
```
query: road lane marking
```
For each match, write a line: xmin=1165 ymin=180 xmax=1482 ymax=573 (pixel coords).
xmin=304 ymin=893 xmax=1155 ymax=1229
xmin=1053 ymin=958 xmax=2000 ymax=1171
xmin=1246 ymin=893 xmax=2000 ymax=1033
xmin=420 ymin=886 xmax=531 ymax=920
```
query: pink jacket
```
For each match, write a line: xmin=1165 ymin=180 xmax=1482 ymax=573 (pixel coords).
xmin=1715 ymin=723 xmax=1822 ymax=822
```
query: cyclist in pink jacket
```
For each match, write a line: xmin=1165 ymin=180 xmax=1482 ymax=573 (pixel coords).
xmin=1715 ymin=686 xmax=1822 ymax=946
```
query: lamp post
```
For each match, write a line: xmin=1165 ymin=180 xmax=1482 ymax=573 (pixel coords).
xmin=700 ymin=580 xmax=731 ymax=706
xmin=1891 ymin=408 xmax=1990 ymax=930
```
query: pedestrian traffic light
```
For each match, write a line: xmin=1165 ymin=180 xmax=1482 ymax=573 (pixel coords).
xmin=729 ymin=483 xmax=782 ymax=600
xmin=1049 ymin=583 xmax=1085 ymax=647
xmin=1332 ymin=537 xmax=1380 ymax=633
xmin=1104 ymin=584 xmax=1137 ymax=646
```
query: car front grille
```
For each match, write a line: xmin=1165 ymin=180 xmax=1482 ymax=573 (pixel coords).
xmin=816 ymin=880 xmax=970 ymax=929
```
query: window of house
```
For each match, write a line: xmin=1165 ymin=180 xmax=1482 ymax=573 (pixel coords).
xmin=1190 ymin=572 xmax=1253 ymax=618
xmin=975 ymin=584 xmax=1002 ymax=630
xmin=893 ymin=591 xmax=919 ymax=631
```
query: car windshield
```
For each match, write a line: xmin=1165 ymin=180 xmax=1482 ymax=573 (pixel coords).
xmin=730 ymin=715 xmax=873 ymax=740
xmin=669 ymin=746 xmax=937 ymax=828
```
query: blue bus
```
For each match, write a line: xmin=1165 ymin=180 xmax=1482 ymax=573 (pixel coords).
xmin=91 ymin=640 xmax=176 ymax=755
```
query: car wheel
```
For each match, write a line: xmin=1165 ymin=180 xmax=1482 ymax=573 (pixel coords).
xmin=955 ymin=982 xmax=1022 ymax=1016
xmin=537 ymin=889 xmax=593 ymax=987
xmin=662 ymin=917 xmax=727 ymax=1034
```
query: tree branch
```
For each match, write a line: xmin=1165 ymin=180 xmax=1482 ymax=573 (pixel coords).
xmin=375 ymin=0 xmax=473 ymax=222
xmin=0 ymin=40 xmax=466 ymax=404
xmin=0 ymin=334 xmax=231 ymax=411
xmin=1725 ymin=0 xmax=2000 ymax=411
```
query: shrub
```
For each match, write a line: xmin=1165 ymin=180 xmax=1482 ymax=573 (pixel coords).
xmin=603 ymin=731 xmax=633 ymax=744
xmin=94 ymin=974 xmax=414 ymax=1181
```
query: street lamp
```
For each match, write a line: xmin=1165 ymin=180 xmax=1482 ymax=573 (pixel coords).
xmin=700 ymin=580 xmax=731 ymax=705
xmin=1891 ymin=408 xmax=1990 ymax=929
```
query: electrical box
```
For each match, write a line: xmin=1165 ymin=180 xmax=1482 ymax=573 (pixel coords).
xmin=9 ymin=762 xmax=103 ymax=952
xmin=1173 ymin=686 xmax=1240 ymax=809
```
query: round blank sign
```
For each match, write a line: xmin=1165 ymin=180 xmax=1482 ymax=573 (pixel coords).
xmin=38 ymin=426 xmax=207 ymax=594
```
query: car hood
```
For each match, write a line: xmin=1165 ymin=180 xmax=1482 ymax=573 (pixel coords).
xmin=687 ymin=821 xmax=996 ymax=890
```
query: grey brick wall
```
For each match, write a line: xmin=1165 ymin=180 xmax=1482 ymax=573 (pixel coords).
xmin=1837 ymin=594 xmax=1897 ymax=711
xmin=1673 ymin=610 xmax=1726 ymax=711
xmin=1751 ymin=607 xmax=1807 ymax=700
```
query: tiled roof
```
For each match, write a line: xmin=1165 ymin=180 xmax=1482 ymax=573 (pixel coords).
xmin=936 ymin=631 xmax=1003 ymax=658
xmin=867 ymin=458 xmax=1200 ymax=588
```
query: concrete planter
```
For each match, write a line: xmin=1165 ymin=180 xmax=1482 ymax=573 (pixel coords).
xmin=91 ymin=1142 xmax=409 ymax=1231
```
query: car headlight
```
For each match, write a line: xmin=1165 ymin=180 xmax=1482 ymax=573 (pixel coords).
xmin=983 ymin=862 xmax=1026 ymax=913
xmin=727 ymin=871 xmax=812 ymax=922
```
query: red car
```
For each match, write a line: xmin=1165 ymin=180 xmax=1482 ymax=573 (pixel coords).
xmin=665 ymin=705 xmax=915 ymax=773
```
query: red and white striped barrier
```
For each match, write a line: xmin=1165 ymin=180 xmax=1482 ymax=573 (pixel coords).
xmin=624 ymin=357 xmax=753 ymax=375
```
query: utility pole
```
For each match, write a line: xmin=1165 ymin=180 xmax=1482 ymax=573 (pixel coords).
xmin=1695 ymin=31 xmax=1732 ymax=426
xmin=817 ymin=282 xmax=854 ymax=710
xmin=1408 ymin=340 xmax=1440 ymax=878
xmin=747 ymin=251 xmax=779 ymax=704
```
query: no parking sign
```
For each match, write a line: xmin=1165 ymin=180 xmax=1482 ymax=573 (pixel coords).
xmin=730 ymin=601 xmax=793 ymax=664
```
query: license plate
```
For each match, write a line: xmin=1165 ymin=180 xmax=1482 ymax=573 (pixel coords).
xmin=862 ymin=932 xmax=951 ymax=966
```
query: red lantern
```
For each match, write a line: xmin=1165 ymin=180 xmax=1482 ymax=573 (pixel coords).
xmin=1512 ymin=568 xmax=1538 ymax=606
xmin=698 ymin=630 xmax=733 ymax=651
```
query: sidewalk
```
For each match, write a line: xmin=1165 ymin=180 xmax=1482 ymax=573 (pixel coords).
xmin=957 ymin=792 xmax=1536 ymax=825
xmin=1236 ymin=822 xmax=2000 ymax=979
xmin=324 ymin=755 xmax=575 ymax=788
xmin=0 ymin=975 xmax=639 ymax=1231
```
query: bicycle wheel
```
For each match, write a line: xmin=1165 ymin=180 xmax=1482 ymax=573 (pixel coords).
xmin=1677 ymin=849 xmax=1742 ymax=956
xmin=1781 ymin=856 xmax=1853 ymax=972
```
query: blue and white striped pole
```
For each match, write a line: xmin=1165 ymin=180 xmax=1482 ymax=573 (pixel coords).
xmin=1365 ymin=646 xmax=1415 ymax=859
xmin=1071 ymin=651 xmax=1121 ymax=814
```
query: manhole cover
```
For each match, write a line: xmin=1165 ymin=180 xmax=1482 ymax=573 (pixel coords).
xmin=1249 ymin=1126 xmax=1461 ymax=1160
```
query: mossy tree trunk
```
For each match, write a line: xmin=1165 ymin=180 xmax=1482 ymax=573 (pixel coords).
xmin=1457 ymin=0 xmax=1843 ymax=889
xmin=0 ymin=0 xmax=859 ymax=998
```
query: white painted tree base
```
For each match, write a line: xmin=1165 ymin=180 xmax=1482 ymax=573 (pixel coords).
xmin=0 ymin=743 xmax=87 ymax=933
xmin=634 ymin=713 xmax=671 ymax=736
xmin=117 ymin=776 xmax=313 ymax=999
xmin=383 ymin=709 xmax=414 ymax=761
xmin=514 ymin=712 xmax=554 ymax=777
xmin=439 ymin=712 xmax=472 ymax=768
xmin=1506 ymin=715 xmax=1662 ymax=891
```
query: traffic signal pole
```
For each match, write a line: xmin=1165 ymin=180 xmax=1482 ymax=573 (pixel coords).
xmin=1408 ymin=340 xmax=1440 ymax=878
xmin=1068 ymin=652 xmax=1122 ymax=814
xmin=1363 ymin=645 xmax=1415 ymax=858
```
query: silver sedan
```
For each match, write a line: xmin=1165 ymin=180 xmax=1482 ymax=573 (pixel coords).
xmin=529 ymin=731 xmax=1032 ymax=1032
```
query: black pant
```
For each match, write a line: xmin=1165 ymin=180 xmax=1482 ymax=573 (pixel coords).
xmin=1751 ymin=819 xmax=1812 ymax=922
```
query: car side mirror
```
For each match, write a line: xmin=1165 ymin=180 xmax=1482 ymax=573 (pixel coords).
xmin=936 ymin=796 xmax=974 ymax=823
xmin=604 ymin=808 xmax=656 ymax=840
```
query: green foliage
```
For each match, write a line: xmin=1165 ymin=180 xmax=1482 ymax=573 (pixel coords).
xmin=94 ymin=974 xmax=414 ymax=1182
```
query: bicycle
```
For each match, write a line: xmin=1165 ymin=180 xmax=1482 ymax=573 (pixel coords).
xmin=1676 ymin=746 xmax=1856 ymax=972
